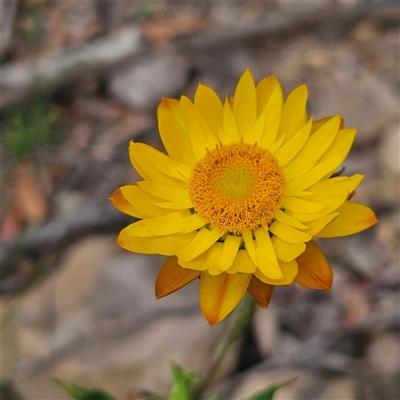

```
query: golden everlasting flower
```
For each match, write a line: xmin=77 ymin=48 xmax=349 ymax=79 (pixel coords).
xmin=110 ymin=70 xmax=378 ymax=326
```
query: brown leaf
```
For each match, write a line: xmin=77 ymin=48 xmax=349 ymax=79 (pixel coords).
xmin=143 ymin=15 xmax=208 ymax=44
xmin=13 ymin=164 xmax=48 ymax=223
xmin=1 ymin=208 xmax=22 ymax=241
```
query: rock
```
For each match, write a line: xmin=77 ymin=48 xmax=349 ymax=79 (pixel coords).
xmin=10 ymin=236 xmax=231 ymax=398
xmin=2 ymin=27 xmax=143 ymax=109
xmin=319 ymin=377 xmax=356 ymax=400
xmin=276 ymin=0 xmax=334 ymax=16
xmin=252 ymin=306 xmax=278 ymax=358
xmin=340 ymin=234 xmax=382 ymax=279
xmin=340 ymin=283 xmax=370 ymax=327
xmin=355 ymin=176 xmax=399 ymax=209
xmin=231 ymin=369 xmax=316 ymax=400
xmin=108 ymin=50 xmax=190 ymax=110
xmin=311 ymin=71 xmax=398 ymax=146
xmin=375 ymin=211 xmax=400 ymax=260
xmin=367 ymin=332 xmax=400 ymax=376
xmin=379 ymin=123 xmax=400 ymax=178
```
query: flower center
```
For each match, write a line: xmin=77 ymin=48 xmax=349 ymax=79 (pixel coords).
xmin=188 ymin=141 xmax=286 ymax=234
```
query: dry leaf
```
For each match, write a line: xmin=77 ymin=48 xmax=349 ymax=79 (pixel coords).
xmin=13 ymin=164 xmax=48 ymax=223
xmin=143 ymin=15 xmax=208 ymax=44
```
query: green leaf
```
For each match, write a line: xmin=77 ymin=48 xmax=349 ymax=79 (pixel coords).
xmin=249 ymin=378 xmax=297 ymax=400
xmin=4 ymin=93 xmax=59 ymax=158
xmin=52 ymin=378 xmax=116 ymax=400
xmin=169 ymin=363 xmax=199 ymax=400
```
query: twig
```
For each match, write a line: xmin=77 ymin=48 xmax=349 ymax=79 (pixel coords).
xmin=1 ymin=27 xmax=143 ymax=108
xmin=14 ymin=303 xmax=200 ymax=378
xmin=193 ymin=295 xmax=257 ymax=399
xmin=200 ymin=311 xmax=399 ymax=399
xmin=0 ymin=201 xmax=130 ymax=282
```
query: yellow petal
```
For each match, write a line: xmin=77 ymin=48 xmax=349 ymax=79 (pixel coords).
xmin=126 ymin=211 xmax=203 ymax=238
xmin=229 ymin=248 xmax=257 ymax=274
xmin=285 ymin=188 xmax=314 ymax=197
xmin=256 ymin=75 xmax=281 ymax=116
xmin=158 ymin=100 xmax=197 ymax=166
xmin=242 ymin=229 xmax=257 ymax=265
xmin=259 ymin=83 xmax=284 ymax=150
xmin=118 ymin=185 xmax=168 ymax=217
xmin=271 ymin=235 xmax=306 ymax=262
xmin=294 ymin=240 xmax=332 ymax=289
xmin=221 ymin=97 xmax=240 ymax=143
xmin=254 ymin=242 xmax=282 ymax=280
xmin=109 ymin=187 xmax=148 ymax=219
xmin=155 ymin=256 xmax=200 ymax=299
xmin=145 ymin=232 xmax=197 ymax=255
xmin=303 ymin=213 xmax=339 ymax=236
xmin=244 ymin=105 xmax=267 ymax=144
xmin=159 ymin=98 xmax=187 ymax=131
xmin=274 ymin=209 xmax=308 ymax=229
xmin=286 ymin=154 xmax=344 ymax=191
xmin=317 ymin=128 xmax=356 ymax=165
xmin=179 ymin=242 xmax=223 ymax=273
xmin=218 ymin=235 xmax=243 ymax=272
xmin=179 ymin=95 xmax=192 ymax=127
xmin=179 ymin=213 xmax=207 ymax=234
xmin=188 ymin=107 xmax=218 ymax=159
xmin=269 ymin=220 xmax=312 ymax=243
xmin=295 ymin=116 xmax=340 ymax=162
xmin=316 ymin=202 xmax=378 ymax=238
xmin=281 ymin=197 xmax=327 ymax=213
xmin=129 ymin=142 xmax=189 ymax=186
xmin=275 ymin=117 xmax=312 ymax=167
xmin=311 ymin=116 xmax=332 ymax=134
xmin=178 ymin=227 xmax=225 ymax=262
xmin=136 ymin=141 xmax=192 ymax=180
xmin=179 ymin=249 xmax=211 ymax=272
xmin=138 ymin=181 xmax=190 ymax=201
xmin=206 ymin=244 xmax=225 ymax=276
xmin=305 ymin=174 xmax=364 ymax=202
xmin=194 ymin=83 xmax=223 ymax=137
xmin=283 ymin=116 xmax=340 ymax=178
xmin=116 ymin=228 xmax=155 ymax=254
xmin=247 ymin=276 xmax=274 ymax=308
xmin=254 ymin=258 xmax=298 ymax=285
xmin=278 ymin=84 xmax=308 ymax=142
xmin=125 ymin=211 xmax=187 ymax=237
xmin=254 ymin=228 xmax=281 ymax=278
xmin=155 ymin=200 xmax=193 ymax=209
xmin=233 ymin=69 xmax=257 ymax=138
xmin=200 ymin=272 xmax=251 ymax=326
xmin=283 ymin=162 xmax=316 ymax=183
xmin=286 ymin=193 xmax=348 ymax=223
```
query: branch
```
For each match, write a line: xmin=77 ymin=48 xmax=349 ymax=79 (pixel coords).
xmin=0 ymin=201 xmax=130 ymax=282
xmin=1 ymin=27 xmax=143 ymax=108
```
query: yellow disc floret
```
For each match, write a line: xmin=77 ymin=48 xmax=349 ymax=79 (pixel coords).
xmin=188 ymin=141 xmax=286 ymax=234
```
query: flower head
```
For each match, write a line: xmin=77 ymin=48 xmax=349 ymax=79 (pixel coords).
xmin=110 ymin=70 xmax=377 ymax=326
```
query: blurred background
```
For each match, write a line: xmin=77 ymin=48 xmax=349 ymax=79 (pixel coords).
xmin=1 ymin=1 xmax=399 ymax=399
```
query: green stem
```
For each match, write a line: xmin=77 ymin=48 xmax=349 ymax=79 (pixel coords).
xmin=193 ymin=295 xmax=257 ymax=399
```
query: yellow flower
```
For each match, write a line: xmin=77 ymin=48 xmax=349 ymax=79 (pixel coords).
xmin=110 ymin=69 xmax=378 ymax=326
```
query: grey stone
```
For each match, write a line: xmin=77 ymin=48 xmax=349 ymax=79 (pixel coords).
xmin=108 ymin=50 xmax=190 ymax=110
xmin=252 ymin=306 xmax=278 ymax=358
xmin=276 ymin=0 xmax=334 ymax=16
xmin=319 ymin=377 xmax=356 ymax=400
xmin=367 ymin=332 xmax=400 ymax=376
xmin=379 ymin=123 xmax=400 ymax=178
xmin=311 ymin=71 xmax=398 ymax=145
xmin=11 ymin=236 xmax=229 ymax=398
xmin=232 ymin=369 xmax=316 ymax=400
